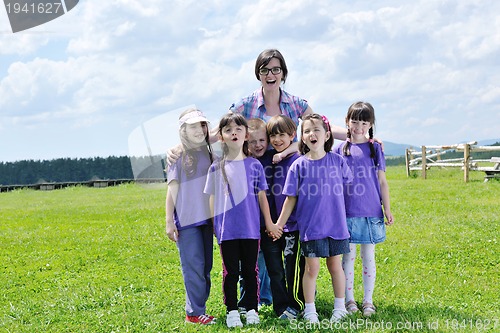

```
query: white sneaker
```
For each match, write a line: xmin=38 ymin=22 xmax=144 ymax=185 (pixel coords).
xmin=246 ymin=309 xmax=260 ymax=325
xmin=330 ymin=309 xmax=348 ymax=323
xmin=303 ymin=311 xmax=319 ymax=323
xmin=226 ymin=310 xmax=243 ymax=328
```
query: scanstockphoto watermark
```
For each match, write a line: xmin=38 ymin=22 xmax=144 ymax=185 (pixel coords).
xmin=3 ymin=0 xmax=79 ymax=33
xmin=290 ymin=318 xmax=435 ymax=331
xmin=290 ymin=318 xmax=500 ymax=331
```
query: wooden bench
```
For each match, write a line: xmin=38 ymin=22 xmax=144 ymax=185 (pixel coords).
xmin=477 ymin=157 xmax=500 ymax=182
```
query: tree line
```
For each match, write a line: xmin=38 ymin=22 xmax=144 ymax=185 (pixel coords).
xmin=1 ymin=143 xmax=497 ymax=186
xmin=0 ymin=156 xmax=138 ymax=185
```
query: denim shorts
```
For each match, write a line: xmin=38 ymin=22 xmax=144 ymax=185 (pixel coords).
xmin=347 ymin=217 xmax=386 ymax=244
xmin=301 ymin=238 xmax=350 ymax=258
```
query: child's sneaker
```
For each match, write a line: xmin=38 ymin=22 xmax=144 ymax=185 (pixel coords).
xmin=279 ymin=307 xmax=299 ymax=320
xmin=226 ymin=310 xmax=243 ymax=328
xmin=245 ymin=309 xmax=260 ymax=325
xmin=303 ymin=311 xmax=319 ymax=323
xmin=185 ymin=314 xmax=216 ymax=325
xmin=330 ymin=309 xmax=348 ymax=323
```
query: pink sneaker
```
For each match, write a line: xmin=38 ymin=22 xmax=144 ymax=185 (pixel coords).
xmin=185 ymin=314 xmax=216 ymax=325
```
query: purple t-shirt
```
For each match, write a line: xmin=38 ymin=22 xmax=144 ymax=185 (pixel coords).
xmin=167 ymin=150 xmax=212 ymax=230
xmin=282 ymin=152 xmax=353 ymax=242
xmin=204 ymin=157 xmax=268 ymax=244
xmin=335 ymin=142 xmax=385 ymax=218
xmin=271 ymin=151 xmax=300 ymax=232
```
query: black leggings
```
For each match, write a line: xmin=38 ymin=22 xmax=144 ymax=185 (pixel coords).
xmin=220 ymin=239 xmax=259 ymax=312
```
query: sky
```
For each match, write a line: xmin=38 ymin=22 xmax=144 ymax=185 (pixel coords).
xmin=1 ymin=0 xmax=499 ymax=163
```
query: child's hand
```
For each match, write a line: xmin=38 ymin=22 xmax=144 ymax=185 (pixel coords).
xmin=272 ymin=152 xmax=284 ymax=164
xmin=267 ymin=223 xmax=283 ymax=240
xmin=166 ymin=145 xmax=183 ymax=166
xmin=385 ymin=211 xmax=394 ymax=225
xmin=166 ymin=220 xmax=179 ymax=242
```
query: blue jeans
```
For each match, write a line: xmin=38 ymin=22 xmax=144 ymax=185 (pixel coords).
xmin=258 ymin=250 xmax=272 ymax=305
xmin=177 ymin=224 xmax=213 ymax=316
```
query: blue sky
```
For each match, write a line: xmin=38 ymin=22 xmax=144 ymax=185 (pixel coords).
xmin=1 ymin=0 xmax=499 ymax=162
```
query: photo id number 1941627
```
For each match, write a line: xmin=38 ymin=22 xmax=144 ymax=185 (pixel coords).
xmin=5 ymin=2 xmax=63 ymax=14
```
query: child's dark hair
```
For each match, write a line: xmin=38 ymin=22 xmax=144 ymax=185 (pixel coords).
xmin=266 ymin=115 xmax=297 ymax=137
xmin=218 ymin=113 xmax=249 ymax=186
xmin=298 ymin=113 xmax=334 ymax=155
xmin=178 ymin=108 xmax=214 ymax=177
xmin=343 ymin=101 xmax=376 ymax=159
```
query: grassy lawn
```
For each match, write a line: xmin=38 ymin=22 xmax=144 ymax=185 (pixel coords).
xmin=1 ymin=167 xmax=498 ymax=332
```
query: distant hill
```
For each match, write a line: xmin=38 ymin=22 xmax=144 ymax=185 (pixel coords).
xmin=332 ymin=140 xmax=415 ymax=157
xmin=383 ymin=141 xmax=415 ymax=156
xmin=477 ymin=138 xmax=500 ymax=146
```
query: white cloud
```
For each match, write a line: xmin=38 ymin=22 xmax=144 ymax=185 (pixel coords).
xmin=1 ymin=0 xmax=499 ymax=161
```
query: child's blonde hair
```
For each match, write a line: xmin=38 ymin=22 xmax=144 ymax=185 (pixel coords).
xmin=247 ymin=118 xmax=267 ymax=134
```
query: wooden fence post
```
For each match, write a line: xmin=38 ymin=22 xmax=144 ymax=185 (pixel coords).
xmin=405 ymin=148 xmax=411 ymax=177
xmin=421 ymin=145 xmax=427 ymax=179
xmin=464 ymin=143 xmax=470 ymax=182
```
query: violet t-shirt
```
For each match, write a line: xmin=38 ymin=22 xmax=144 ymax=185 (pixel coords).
xmin=335 ymin=142 xmax=385 ymax=218
xmin=282 ymin=152 xmax=353 ymax=242
xmin=204 ymin=157 xmax=268 ymax=244
xmin=271 ymin=151 xmax=300 ymax=233
xmin=167 ymin=150 xmax=212 ymax=230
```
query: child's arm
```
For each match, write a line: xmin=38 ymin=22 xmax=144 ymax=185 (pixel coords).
xmin=273 ymin=142 xmax=298 ymax=164
xmin=377 ymin=170 xmax=394 ymax=225
xmin=330 ymin=123 xmax=348 ymax=141
xmin=165 ymin=181 xmax=179 ymax=242
xmin=258 ymin=190 xmax=282 ymax=239
xmin=209 ymin=194 xmax=215 ymax=223
xmin=276 ymin=196 xmax=297 ymax=231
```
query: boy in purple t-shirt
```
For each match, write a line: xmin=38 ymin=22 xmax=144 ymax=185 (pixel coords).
xmin=266 ymin=115 xmax=306 ymax=320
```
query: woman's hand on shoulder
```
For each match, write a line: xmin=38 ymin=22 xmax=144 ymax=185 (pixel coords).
xmin=373 ymin=137 xmax=384 ymax=151
xmin=166 ymin=144 xmax=183 ymax=166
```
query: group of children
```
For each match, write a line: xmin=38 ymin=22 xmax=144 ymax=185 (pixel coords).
xmin=165 ymin=102 xmax=394 ymax=327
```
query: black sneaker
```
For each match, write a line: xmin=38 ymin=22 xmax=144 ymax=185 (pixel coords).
xmin=279 ymin=307 xmax=299 ymax=320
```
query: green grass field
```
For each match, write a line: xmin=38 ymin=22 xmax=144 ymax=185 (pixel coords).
xmin=1 ymin=167 xmax=499 ymax=332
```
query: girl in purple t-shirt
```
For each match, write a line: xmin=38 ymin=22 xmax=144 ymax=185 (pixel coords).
xmin=165 ymin=108 xmax=216 ymax=325
xmin=203 ymin=113 xmax=282 ymax=328
xmin=336 ymin=101 xmax=394 ymax=317
xmin=275 ymin=113 xmax=353 ymax=324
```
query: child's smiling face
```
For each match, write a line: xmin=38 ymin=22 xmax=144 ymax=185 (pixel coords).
xmin=184 ymin=122 xmax=208 ymax=147
xmin=269 ymin=132 xmax=294 ymax=153
xmin=248 ymin=128 xmax=268 ymax=158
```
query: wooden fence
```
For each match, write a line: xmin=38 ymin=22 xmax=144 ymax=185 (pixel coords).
xmin=0 ymin=178 xmax=166 ymax=193
xmin=405 ymin=142 xmax=500 ymax=182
